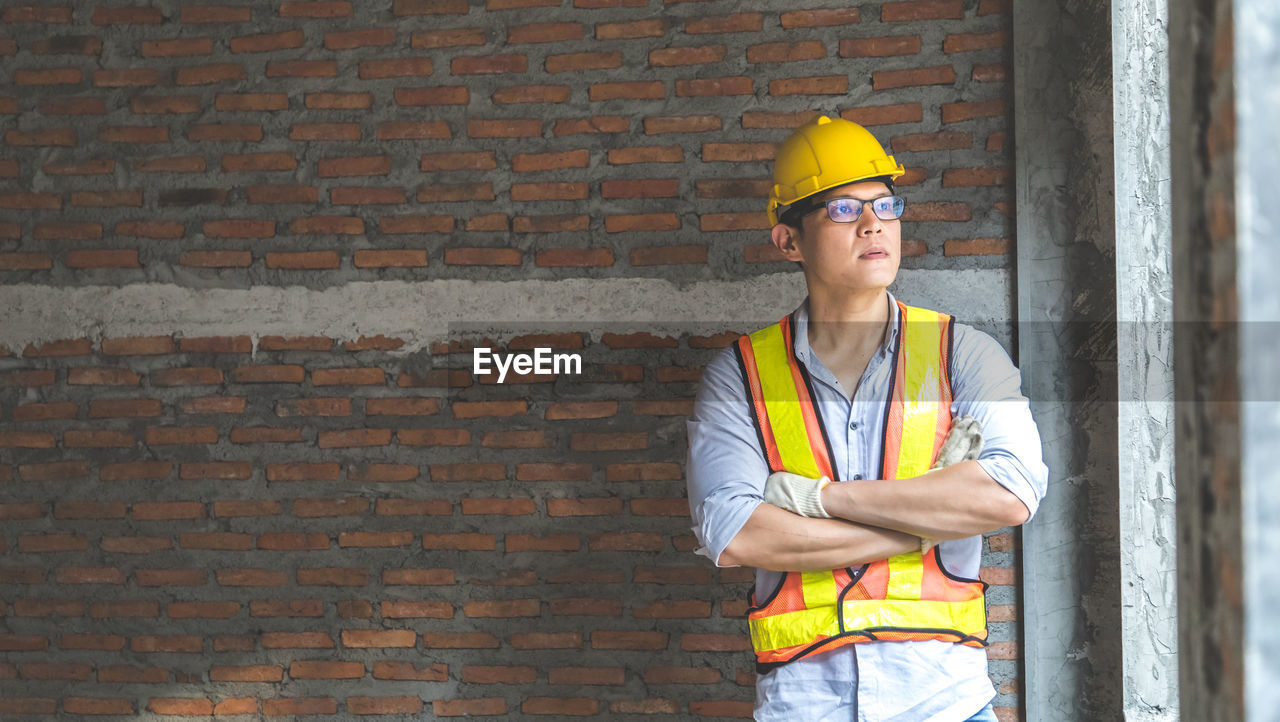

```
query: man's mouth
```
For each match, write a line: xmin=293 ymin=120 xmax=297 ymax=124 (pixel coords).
xmin=860 ymin=250 xmax=888 ymax=259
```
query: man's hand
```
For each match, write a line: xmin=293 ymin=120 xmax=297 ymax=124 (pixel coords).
xmin=931 ymin=415 xmax=984 ymax=469
xmin=919 ymin=415 xmax=985 ymax=551
xmin=764 ymin=471 xmax=832 ymax=518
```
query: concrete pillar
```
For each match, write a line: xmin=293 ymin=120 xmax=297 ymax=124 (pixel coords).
xmin=1013 ymin=0 xmax=1123 ymax=717
xmin=1017 ymin=0 xmax=1179 ymax=717
xmin=1112 ymin=0 xmax=1178 ymax=717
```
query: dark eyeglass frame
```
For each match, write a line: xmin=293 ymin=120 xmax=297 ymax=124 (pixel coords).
xmin=783 ymin=194 xmax=907 ymax=226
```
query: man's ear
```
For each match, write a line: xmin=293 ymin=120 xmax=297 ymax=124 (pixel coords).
xmin=770 ymin=223 xmax=804 ymax=264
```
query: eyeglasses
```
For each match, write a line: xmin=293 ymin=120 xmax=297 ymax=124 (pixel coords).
xmin=786 ymin=195 xmax=907 ymax=225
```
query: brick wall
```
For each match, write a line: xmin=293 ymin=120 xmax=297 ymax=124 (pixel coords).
xmin=0 ymin=0 xmax=1020 ymax=719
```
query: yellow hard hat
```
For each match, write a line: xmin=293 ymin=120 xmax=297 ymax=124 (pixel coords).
xmin=767 ymin=115 xmax=905 ymax=226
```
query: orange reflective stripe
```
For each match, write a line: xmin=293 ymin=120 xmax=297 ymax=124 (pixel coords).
xmin=737 ymin=335 xmax=784 ymax=473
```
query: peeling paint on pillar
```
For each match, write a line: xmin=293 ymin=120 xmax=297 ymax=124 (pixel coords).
xmin=1113 ymin=0 xmax=1179 ymax=717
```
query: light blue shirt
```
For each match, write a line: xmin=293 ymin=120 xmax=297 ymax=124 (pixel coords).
xmin=685 ymin=290 xmax=1049 ymax=721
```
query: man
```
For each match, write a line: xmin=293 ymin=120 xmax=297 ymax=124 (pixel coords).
xmin=685 ymin=115 xmax=1048 ymax=721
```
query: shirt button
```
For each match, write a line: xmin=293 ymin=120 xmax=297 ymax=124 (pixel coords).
xmin=849 ymin=421 xmax=860 ymax=430
xmin=853 ymin=474 xmax=863 ymax=480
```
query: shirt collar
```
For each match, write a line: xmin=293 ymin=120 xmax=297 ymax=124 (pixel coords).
xmin=792 ymin=289 xmax=900 ymax=366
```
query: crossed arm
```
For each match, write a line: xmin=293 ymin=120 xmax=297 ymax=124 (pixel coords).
xmin=718 ymin=461 xmax=1028 ymax=571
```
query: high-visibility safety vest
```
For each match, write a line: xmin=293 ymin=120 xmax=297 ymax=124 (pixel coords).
xmin=733 ymin=299 xmax=989 ymax=672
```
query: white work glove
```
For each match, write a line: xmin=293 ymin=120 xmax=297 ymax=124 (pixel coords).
xmin=930 ymin=415 xmax=984 ymax=469
xmin=920 ymin=415 xmax=986 ymax=553
xmin=764 ymin=471 xmax=832 ymax=519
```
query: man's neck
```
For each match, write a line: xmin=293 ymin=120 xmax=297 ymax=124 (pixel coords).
xmin=806 ymin=286 xmax=891 ymax=358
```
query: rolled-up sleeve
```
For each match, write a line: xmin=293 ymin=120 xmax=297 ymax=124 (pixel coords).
xmin=686 ymin=346 xmax=770 ymax=567
xmin=948 ymin=323 xmax=1050 ymax=521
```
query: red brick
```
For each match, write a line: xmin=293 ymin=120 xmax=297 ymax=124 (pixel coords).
xmin=873 ymin=65 xmax=956 ymax=90
xmin=65 ymin=249 xmax=139 ymax=268
xmin=514 ymin=462 xmax=594 ymax=481
xmin=608 ymin=146 xmax=683 ymax=164
xmin=632 ymin=245 xmax=711 ymax=264
xmin=589 ymin=532 xmax=664 ymax=551
xmin=595 ymin=19 xmax=668 ymax=40
xmin=546 ymin=51 xmax=621 ymax=73
xmin=554 ymin=115 xmax=629 ymax=135
xmin=704 ymin=142 xmax=775 ymax=162
xmin=523 ymin=697 xmax=599 ymax=715
xmin=493 ymin=84 xmax=570 ymax=104
xmin=986 ymin=641 xmax=1018 ymax=659
xmin=508 ymin=22 xmax=582 ymax=44
xmin=708 ymin=212 xmax=769 ymax=231
xmin=650 ymin=45 xmax=725 ymax=67
xmin=326 ymin=27 xmax=393 ymax=50
xmin=182 ymin=5 xmax=253 ymax=22
xmin=944 ymin=30 xmax=1009 ymax=53
xmin=227 ymin=28 xmax=307 ymax=55
xmin=6 ymin=7 xmax=74 ymax=22
xmin=394 ymin=0 xmax=468 ymax=14
xmin=461 ymin=498 xmax=537 ymax=516
xmin=505 ymin=534 xmax=579 ymax=552
xmin=444 ymin=247 xmax=522 ymax=266
xmin=423 ymin=534 xmax=495 ymax=551
xmin=601 ymin=178 xmax=678 ymax=198
xmin=424 ymin=150 xmax=494 ymax=171
xmin=690 ymin=700 xmax=754 ymax=718
xmin=590 ymin=81 xmax=664 ymax=101
xmin=14 ymin=402 xmax=78 ymax=422
xmin=607 ymin=214 xmax=680 ymax=233
xmin=412 ymin=27 xmax=486 ymax=49
xmin=511 ymin=182 xmax=588 ymax=201
xmin=519 ymin=217 xmax=592 ymax=235
xmin=433 ymin=698 xmax=506 ymax=716
xmin=748 ymin=40 xmax=825 ymax=63
xmin=842 ymin=103 xmax=923 ymax=126
xmin=91 ymin=6 xmax=162 ymax=23
xmin=467 ymin=119 xmax=541 ymax=138
xmin=685 ymin=13 xmax=762 ymax=34
xmin=780 ymin=8 xmax=860 ymax=27
xmin=353 ymin=249 xmax=428 ymax=268
xmin=547 ymin=498 xmax=623 ymax=517
xmin=769 ymin=76 xmax=847 ymax=96
xmin=452 ymin=54 xmax=526 ymax=75
xmin=840 ymin=35 xmax=921 ymax=58
xmin=973 ymin=62 xmax=1007 ymax=83
xmin=645 ymin=115 xmax=721 ymax=134
xmin=395 ymin=86 xmax=468 ymax=106
xmin=882 ymin=0 xmax=963 ymax=21
xmin=545 ymin=401 xmax=617 ymax=419
xmin=944 ymin=238 xmax=1009 ymax=256
xmin=464 ymin=599 xmax=540 ymax=618
xmin=677 ymin=76 xmax=752 ymax=96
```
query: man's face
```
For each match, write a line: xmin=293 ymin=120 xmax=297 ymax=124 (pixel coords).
xmin=786 ymin=180 xmax=902 ymax=293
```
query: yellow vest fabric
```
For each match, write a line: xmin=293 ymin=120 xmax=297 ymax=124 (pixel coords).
xmin=733 ymin=300 xmax=988 ymax=671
